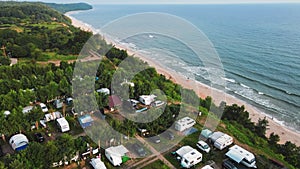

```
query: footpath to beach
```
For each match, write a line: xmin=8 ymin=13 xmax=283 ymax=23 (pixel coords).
xmin=66 ymin=12 xmax=300 ymax=146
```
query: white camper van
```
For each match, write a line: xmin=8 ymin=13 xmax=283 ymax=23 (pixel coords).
xmin=176 ymin=146 xmax=202 ymax=168
xmin=56 ymin=117 xmax=70 ymax=133
xmin=174 ymin=117 xmax=196 ymax=132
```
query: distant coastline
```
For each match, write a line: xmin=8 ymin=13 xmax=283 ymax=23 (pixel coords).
xmin=66 ymin=11 xmax=300 ymax=146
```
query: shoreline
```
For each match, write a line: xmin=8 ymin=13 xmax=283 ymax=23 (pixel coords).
xmin=66 ymin=12 xmax=300 ymax=146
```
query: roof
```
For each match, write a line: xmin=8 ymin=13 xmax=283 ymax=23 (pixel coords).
xmin=176 ymin=146 xmax=194 ymax=157
xmin=97 ymin=88 xmax=110 ymax=93
xmin=106 ymin=145 xmax=129 ymax=157
xmin=56 ymin=117 xmax=69 ymax=126
xmin=226 ymin=150 xmax=244 ymax=163
xmin=228 ymin=145 xmax=255 ymax=162
xmin=176 ymin=117 xmax=195 ymax=125
xmin=9 ymin=134 xmax=29 ymax=150
xmin=182 ymin=149 xmax=202 ymax=160
xmin=209 ymin=131 xmax=224 ymax=142
xmin=139 ymin=95 xmax=156 ymax=100
xmin=109 ymin=95 xmax=122 ymax=108
xmin=90 ymin=158 xmax=107 ymax=169
xmin=79 ymin=114 xmax=94 ymax=124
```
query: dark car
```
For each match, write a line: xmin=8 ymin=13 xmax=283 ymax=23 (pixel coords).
xmin=150 ymin=135 xmax=161 ymax=143
xmin=222 ymin=159 xmax=238 ymax=169
xmin=34 ymin=133 xmax=45 ymax=142
xmin=132 ymin=143 xmax=147 ymax=157
xmin=164 ymin=131 xmax=175 ymax=140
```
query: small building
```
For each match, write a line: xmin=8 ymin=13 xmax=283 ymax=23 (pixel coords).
xmin=139 ymin=94 xmax=156 ymax=106
xmin=105 ymin=145 xmax=129 ymax=166
xmin=9 ymin=134 xmax=29 ymax=151
xmin=90 ymin=158 xmax=107 ymax=169
xmin=56 ymin=117 xmax=70 ymax=133
xmin=174 ymin=117 xmax=196 ymax=132
xmin=226 ymin=145 xmax=257 ymax=168
xmin=22 ymin=106 xmax=34 ymax=114
xmin=108 ymin=95 xmax=122 ymax=111
xmin=97 ymin=88 xmax=110 ymax=95
xmin=176 ymin=146 xmax=202 ymax=168
xmin=78 ymin=114 xmax=94 ymax=128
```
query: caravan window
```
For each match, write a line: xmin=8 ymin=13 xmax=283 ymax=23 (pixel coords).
xmin=184 ymin=159 xmax=189 ymax=164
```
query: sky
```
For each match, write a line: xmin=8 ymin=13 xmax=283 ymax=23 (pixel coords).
xmin=16 ymin=0 xmax=300 ymax=4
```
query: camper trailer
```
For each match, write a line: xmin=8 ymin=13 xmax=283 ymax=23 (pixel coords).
xmin=139 ymin=95 xmax=156 ymax=105
xmin=226 ymin=145 xmax=257 ymax=168
xmin=213 ymin=134 xmax=233 ymax=150
xmin=9 ymin=134 xmax=29 ymax=151
xmin=174 ymin=117 xmax=196 ymax=132
xmin=56 ymin=117 xmax=70 ymax=132
xmin=176 ymin=146 xmax=202 ymax=168
xmin=105 ymin=145 xmax=129 ymax=166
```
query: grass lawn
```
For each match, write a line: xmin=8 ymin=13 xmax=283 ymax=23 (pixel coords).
xmin=141 ymin=160 xmax=170 ymax=169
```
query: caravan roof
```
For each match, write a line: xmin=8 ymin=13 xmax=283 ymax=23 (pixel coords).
xmin=90 ymin=158 xmax=107 ymax=169
xmin=227 ymin=145 xmax=255 ymax=163
xmin=106 ymin=145 xmax=129 ymax=157
xmin=176 ymin=146 xmax=194 ymax=157
xmin=209 ymin=131 xmax=224 ymax=142
xmin=56 ymin=117 xmax=69 ymax=126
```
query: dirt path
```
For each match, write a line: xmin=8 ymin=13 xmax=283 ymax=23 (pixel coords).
xmin=127 ymin=135 xmax=176 ymax=169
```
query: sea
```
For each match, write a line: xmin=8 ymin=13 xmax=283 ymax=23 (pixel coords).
xmin=70 ymin=4 xmax=300 ymax=132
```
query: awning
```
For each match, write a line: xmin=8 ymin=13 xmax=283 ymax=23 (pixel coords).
xmin=226 ymin=150 xmax=244 ymax=163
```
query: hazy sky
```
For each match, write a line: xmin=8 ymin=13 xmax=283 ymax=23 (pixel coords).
xmin=20 ymin=0 xmax=300 ymax=4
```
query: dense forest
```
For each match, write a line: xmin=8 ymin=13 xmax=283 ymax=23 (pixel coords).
xmin=0 ymin=2 xmax=92 ymax=62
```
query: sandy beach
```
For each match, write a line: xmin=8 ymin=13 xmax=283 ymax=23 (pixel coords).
xmin=67 ymin=12 xmax=300 ymax=146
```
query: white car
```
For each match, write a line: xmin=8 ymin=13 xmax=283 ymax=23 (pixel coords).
xmin=39 ymin=103 xmax=48 ymax=113
xmin=196 ymin=140 xmax=211 ymax=153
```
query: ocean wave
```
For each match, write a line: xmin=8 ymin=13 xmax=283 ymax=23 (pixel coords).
xmin=223 ymin=77 xmax=236 ymax=83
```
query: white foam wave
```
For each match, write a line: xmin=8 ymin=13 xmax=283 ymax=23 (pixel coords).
xmin=223 ymin=77 xmax=236 ymax=83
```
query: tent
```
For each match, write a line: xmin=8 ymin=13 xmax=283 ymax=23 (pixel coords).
xmin=78 ymin=114 xmax=94 ymax=128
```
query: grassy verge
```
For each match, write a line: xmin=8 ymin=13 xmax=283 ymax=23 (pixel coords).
xmin=141 ymin=160 xmax=170 ymax=169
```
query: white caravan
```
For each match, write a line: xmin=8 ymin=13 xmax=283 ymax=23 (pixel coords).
xmin=174 ymin=117 xmax=196 ymax=132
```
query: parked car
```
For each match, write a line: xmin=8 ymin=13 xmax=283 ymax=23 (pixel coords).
xmin=196 ymin=140 xmax=211 ymax=153
xmin=164 ymin=131 xmax=175 ymax=140
xmin=34 ymin=133 xmax=45 ymax=143
xmin=39 ymin=103 xmax=48 ymax=113
xmin=150 ymin=136 xmax=160 ymax=143
xmin=132 ymin=143 xmax=147 ymax=157
xmin=222 ymin=159 xmax=238 ymax=169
